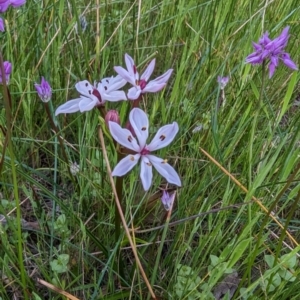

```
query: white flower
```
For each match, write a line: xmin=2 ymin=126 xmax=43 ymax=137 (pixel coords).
xmin=55 ymin=75 xmax=127 ymax=116
xmin=109 ymin=108 xmax=181 ymax=191
xmin=114 ymin=53 xmax=173 ymax=100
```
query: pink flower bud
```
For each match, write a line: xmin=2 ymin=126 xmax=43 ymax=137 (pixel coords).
xmin=105 ymin=110 xmax=120 ymax=126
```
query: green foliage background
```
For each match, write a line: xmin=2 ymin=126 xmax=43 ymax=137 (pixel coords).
xmin=1 ymin=0 xmax=300 ymax=299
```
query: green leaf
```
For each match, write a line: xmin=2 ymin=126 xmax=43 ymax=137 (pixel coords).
xmin=228 ymin=237 xmax=252 ymax=268
xmin=240 ymin=287 xmax=254 ymax=300
xmin=32 ymin=292 xmax=42 ymax=300
xmin=278 ymin=71 xmax=298 ymax=122
xmin=50 ymin=254 xmax=69 ymax=274
xmin=280 ymin=253 xmax=297 ymax=269
xmin=265 ymin=273 xmax=281 ymax=292
xmin=219 ymin=237 xmax=236 ymax=261
xmin=278 ymin=268 xmax=296 ymax=282
xmin=265 ymin=255 xmax=275 ymax=268
xmin=250 ymin=80 xmax=259 ymax=100
xmin=210 ymin=254 xmax=219 ymax=266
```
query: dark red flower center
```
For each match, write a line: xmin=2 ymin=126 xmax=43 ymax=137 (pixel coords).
xmin=139 ymin=79 xmax=147 ymax=90
xmin=140 ymin=146 xmax=150 ymax=155
xmin=92 ymin=88 xmax=102 ymax=102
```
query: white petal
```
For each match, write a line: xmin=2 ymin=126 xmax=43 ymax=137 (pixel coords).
xmin=151 ymin=69 xmax=173 ymax=85
xmin=75 ymin=80 xmax=95 ymax=98
xmin=129 ymin=108 xmax=149 ymax=149
xmin=55 ymin=98 xmax=81 ymax=116
xmin=107 ymin=75 xmax=127 ymax=91
xmin=142 ymin=82 xmax=166 ymax=93
xmin=78 ymin=97 xmax=98 ymax=112
xmin=114 ymin=66 xmax=136 ymax=86
xmin=112 ymin=154 xmax=140 ymax=176
xmin=97 ymin=77 xmax=112 ymax=86
xmin=140 ymin=156 xmax=153 ymax=191
xmin=125 ymin=53 xmax=136 ymax=78
xmin=140 ymin=59 xmax=155 ymax=81
xmin=103 ymin=90 xmax=127 ymax=102
xmin=147 ymin=122 xmax=179 ymax=151
xmin=147 ymin=155 xmax=181 ymax=187
xmin=109 ymin=121 xmax=141 ymax=152
xmin=128 ymin=86 xmax=141 ymax=100
xmin=75 ymin=80 xmax=102 ymax=105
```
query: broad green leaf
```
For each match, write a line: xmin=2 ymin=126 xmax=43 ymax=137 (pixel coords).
xmin=278 ymin=268 xmax=296 ymax=282
xmin=281 ymin=253 xmax=297 ymax=269
xmin=210 ymin=254 xmax=219 ymax=266
xmin=265 ymin=255 xmax=275 ymax=268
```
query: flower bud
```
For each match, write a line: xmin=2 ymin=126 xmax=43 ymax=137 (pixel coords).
xmin=161 ymin=190 xmax=176 ymax=211
xmin=0 ymin=61 xmax=12 ymax=84
xmin=105 ymin=110 xmax=120 ymax=126
xmin=35 ymin=77 xmax=52 ymax=102
xmin=217 ymin=76 xmax=229 ymax=90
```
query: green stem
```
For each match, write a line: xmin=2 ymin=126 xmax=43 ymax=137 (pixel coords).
xmin=249 ymin=61 xmax=266 ymax=185
xmin=247 ymin=61 xmax=266 ymax=285
xmin=148 ymin=207 xmax=173 ymax=300
xmin=115 ymin=152 xmax=125 ymax=280
xmin=44 ymin=102 xmax=79 ymax=192
xmin=0 ymin=54 xmax=29 ymax=299
xmin=115 ymin=169 xmax=122 ymax=242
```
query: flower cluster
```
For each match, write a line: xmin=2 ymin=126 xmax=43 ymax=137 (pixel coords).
xmin=245 ymin=26 xmax=297 ymax=78
xmin=0 ymin=0 xmax=26 ymax=31
xmin=54 ymin=53 xmax=173 ymax=115
xmin=54 ymin=54 xmax=180 ymax=197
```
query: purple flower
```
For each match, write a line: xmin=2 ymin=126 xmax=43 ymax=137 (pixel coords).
xmin=0 ymin=61 xmax=12 ymax=84
xmin=246 ymin=26 xmax=298 ymax=78
xmin=217 ymin=76 xmax=229 ymax=89
xmin=0 ymin=0 xmax=25 ymax=12
xmin=0 ymin=0 xmax=10 ymax=12
xmin=35 ymin=77 xmax=52 ymax=102
xmin=10 ymin=0 xmax=26 ymax=7
xmin=161 ymin=190 xmax=176 ymax=211
xmin=114 ymin=53 xmax=173 ymax=100
xmin=109 ymin=108 xmax=181 ymax=191
xmin=55 ymin=75 xmax=127 ymax=116
xmin=0 ymin=18 xmax=4 ymax=31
